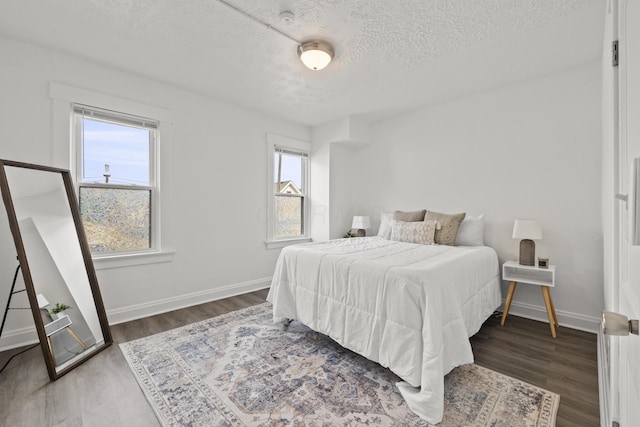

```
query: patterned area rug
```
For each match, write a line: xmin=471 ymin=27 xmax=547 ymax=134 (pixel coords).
xmin=120 ymin=303 xmax=559 ymax=426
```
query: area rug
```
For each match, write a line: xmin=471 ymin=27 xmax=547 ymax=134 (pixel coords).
xmin=120 ymin=303 xmax=559 ymax=426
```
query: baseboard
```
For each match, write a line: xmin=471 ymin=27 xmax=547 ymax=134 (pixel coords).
xmin=0 ymin=277 xmax=271 ymax=352
xmin=2 ymin=284 xmax=598 ymax=352
xmin=505 ymin=300 xmax=600 ymax=333
xmin=0 ymin=325 xmax=40 ymax=352
xmin=106 ymin=277 xmax=272 ymax=325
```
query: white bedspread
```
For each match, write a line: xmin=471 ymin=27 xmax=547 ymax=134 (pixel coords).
xmin=266 ymin=237 xmax=501 ymax=424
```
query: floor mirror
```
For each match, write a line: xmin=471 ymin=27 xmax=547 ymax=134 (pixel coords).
xmin=0 ymin=159 xmax=112 ymax=380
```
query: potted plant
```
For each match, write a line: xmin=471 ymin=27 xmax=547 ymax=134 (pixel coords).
xmin=343 ymin=230 xmax=358 ymax=238
xmin=50 ymin=303 xmax=71 ymax=320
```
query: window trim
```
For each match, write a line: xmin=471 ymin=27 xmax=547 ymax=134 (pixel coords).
xmin=265 ymin=133 xmax=311 ymax=249
xmin=49 ymin=82 xmax=175 ymax=267
xmin=73 ymin=104 xmax=159 ymax=256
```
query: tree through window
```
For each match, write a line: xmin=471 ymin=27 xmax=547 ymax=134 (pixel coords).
xmin=74 ymin=105 xmax=157 ymax=254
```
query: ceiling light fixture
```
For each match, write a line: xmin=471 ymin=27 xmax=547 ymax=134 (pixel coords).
xmin=215 ymin=0 xmax=335 ymax=71
xmin=298 ymin=40 xmax=334 ymax=71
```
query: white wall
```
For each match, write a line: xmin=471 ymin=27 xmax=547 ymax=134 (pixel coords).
xmin=347 ymin=62 xmax=603 ymax=331
xmin=310 ymin=116 xmax=371 ymax=241
xmin=0 ymin=36 xmax=309 ymax=349
xmin=0 ymin=34 xmax=604 ymax=348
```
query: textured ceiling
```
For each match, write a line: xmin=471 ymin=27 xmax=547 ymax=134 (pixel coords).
xmin=0 ymin=0 xmax=605 ymax=126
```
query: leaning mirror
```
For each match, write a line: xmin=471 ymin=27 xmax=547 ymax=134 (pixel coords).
xmin=0 ymin=159 xmax=112 ymax=380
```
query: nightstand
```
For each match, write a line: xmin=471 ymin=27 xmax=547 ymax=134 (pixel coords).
xmin=500 ymin=260 xmax=559 ymax=337
xmin=44 ymin=314 xmax=88 ymax=364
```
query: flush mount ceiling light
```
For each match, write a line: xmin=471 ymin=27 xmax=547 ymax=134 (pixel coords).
xmin=215 ymin=1 xmax=335 ymax=72
xmin=298 ymin=40 xmax=334 ymax=71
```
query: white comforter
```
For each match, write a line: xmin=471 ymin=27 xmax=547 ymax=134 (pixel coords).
xmin=266 ymin=236 xmax=501 ymax=424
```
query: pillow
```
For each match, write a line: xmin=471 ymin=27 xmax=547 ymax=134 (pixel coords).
xmin=424 ymin=210 xmax=466 ymax=245
xmin=377 ymin=212 xmax=394 ymax=239
xmin=455 ymin=214 xmax=485 ymax=246
xmin=393 ymin=209 xmax=426 ymax=222
xmin=390 ymin=219 xmax=440 ymax=245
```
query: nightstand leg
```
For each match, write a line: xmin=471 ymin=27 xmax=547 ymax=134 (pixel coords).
xmin=549 ymin=292 xmax=559 ymax=327
xmin=541 ymin=286 xmax=557 ymax=338
xmin=47 ymin=336 xmax=56 ymax=366
xmin=501 ymin=281 xmax=517 ymax=326
xmin=65 ymin=326 xmax=88 ymax=350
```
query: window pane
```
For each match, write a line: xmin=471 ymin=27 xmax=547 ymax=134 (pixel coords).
xmin=274 ymin=152 xmax=304 ymax=193
xmin=274 ymin=195 xmax=303 ymax=238
xmin=79 ymin=187 xmax=151 ymax=253
xmin=81 ymin=118 xmax=150 ymax=186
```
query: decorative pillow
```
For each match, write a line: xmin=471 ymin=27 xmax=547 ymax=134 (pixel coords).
xmin=424 ymin=210 xmax=466 ymax=245
xmin=377 ymin=212 xmax=394 ymax=239
xmin=390 ymin=219 xmax=440 ymax=245
xmin=393 ymin=209 xmax=426 ymax=222
xmin=455 ymin=214 xmax=485 ymax=246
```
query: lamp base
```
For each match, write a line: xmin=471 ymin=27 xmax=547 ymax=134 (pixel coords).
xmin=356 ymin=229 xmax=366 ymax=237
xmin=519 ymin=239 xmax=535 ymax=266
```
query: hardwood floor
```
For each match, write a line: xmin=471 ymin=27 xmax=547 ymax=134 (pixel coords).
xmin=0 ymin=290 xmax=598 ymax=426
xmin=470 ymin=313 xmax=599 ymax=427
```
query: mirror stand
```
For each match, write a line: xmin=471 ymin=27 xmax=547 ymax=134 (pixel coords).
xmin=0 ymin=263 xmax=42 ymax=374
xmin=0 ymin=263 xmax=22 ymax=339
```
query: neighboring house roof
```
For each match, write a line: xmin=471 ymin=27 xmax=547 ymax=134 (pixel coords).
xmin=274 ymin=181 xmax=301 ymax=194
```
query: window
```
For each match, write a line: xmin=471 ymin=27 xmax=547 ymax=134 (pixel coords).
xmin=266 ymin=134 xmax=310 ymax=247
xmin=274 ymin=147 xmax=307 ymax=238
xmin=73 ymin=105 xmax=158 ymax=255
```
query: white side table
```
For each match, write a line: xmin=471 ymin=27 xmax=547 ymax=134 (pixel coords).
xmin=500 ymin=260 xmax=559 ymax=337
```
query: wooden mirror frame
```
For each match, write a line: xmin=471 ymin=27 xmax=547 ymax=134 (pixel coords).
xmin=0 ymin=159 xmax=112 ymax=380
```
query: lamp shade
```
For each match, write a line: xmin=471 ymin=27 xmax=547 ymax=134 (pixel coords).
xmin=298 ymin=40 xmax=334 ymax=71
xmin=352 ymin=216 xmax=371 ymax=230
xmin=36 ymin=293 xmax=50 ymax=309
xmin=512 ymin=219 xmax=542 ymax=240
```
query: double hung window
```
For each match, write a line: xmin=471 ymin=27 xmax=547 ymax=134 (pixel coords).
xmin=73 ymin=105 xmax=157 ymax=255
xmin=266 ymin=134 xmax=310 ymax=247
xmin=273 ymin=147 xmax=307 ymax=238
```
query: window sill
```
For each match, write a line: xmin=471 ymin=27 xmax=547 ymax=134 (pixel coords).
xmin=92 ymin=250 xmax=176 ymax=270
xmin=265 ymin=238 xmax=312 ymax=250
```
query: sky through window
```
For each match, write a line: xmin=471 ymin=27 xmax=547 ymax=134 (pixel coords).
xmin=82 ymin=118 xmax=150 ymax=185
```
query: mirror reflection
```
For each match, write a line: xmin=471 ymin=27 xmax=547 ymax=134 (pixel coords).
xmin=1 ymin=161 xmax=111 ymax=377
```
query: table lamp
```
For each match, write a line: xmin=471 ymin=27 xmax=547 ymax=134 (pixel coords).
xmin=352 ymin=216 xmax=371 ymax=237
xmin=36 ymin=293 xmax=50 ymax=309
xmin=512 ymin=219 xmax=542 ymax=266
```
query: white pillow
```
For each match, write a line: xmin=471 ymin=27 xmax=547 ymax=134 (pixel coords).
xmin=377 ymin=212 xmax=394 ymax=239
xmin=455 ymin=214 xmax=485 ymax=246
xmin=390 ymin=220 xmax=440 ymax=245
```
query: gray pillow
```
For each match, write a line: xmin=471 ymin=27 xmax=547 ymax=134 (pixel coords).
xmin=424 ymin=211 xmax=466 ymax=245
xmin=393 ymin=209 xmax=426 ymax=222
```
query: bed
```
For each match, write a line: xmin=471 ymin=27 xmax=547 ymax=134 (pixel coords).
xmin=266 ymin=236 xmax=501 ymax=424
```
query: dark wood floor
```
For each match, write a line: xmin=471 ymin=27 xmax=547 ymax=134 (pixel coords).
xmin=470 ymin=313 xmax=599 ymax=427
xmin=0 ymin=289 xmax=598 ymax=426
